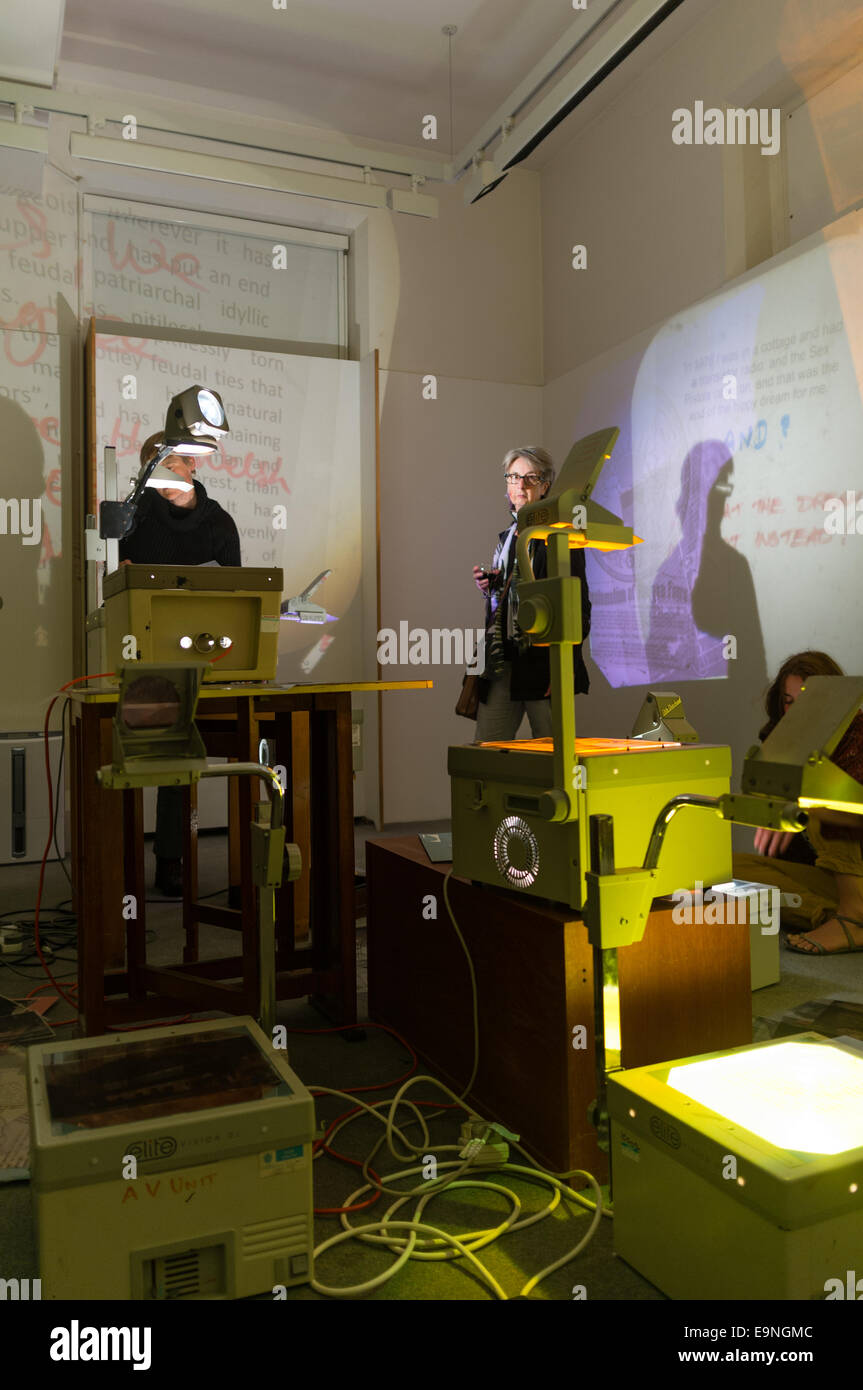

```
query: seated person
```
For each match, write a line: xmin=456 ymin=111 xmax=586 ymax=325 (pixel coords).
xmin=732 ymin=650 xmax=863 ymax=954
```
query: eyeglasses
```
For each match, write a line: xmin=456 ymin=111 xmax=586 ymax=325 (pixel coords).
xmin=504 ymin=472 xmax=543 ymax=487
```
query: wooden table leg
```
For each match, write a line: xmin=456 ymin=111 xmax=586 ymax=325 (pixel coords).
xmin=273 ymin=709 xmax=297 ymax=962
xmin=183 ymin=781 xmax=199 ymax=964
xmin=124 ymin=787 xmax=146 ymax=1001
xmin=309 ymin=694 xmax=356 ymax=1024
xmin=292 ymin=711 xmax=311 ymax=943
xmin=228 ymin=764 xmax=241 ymax=906
xmin=70 ymin=705 xmax=82 ymax=922
xmin=333 ymin=694 xmax=357 ymax=1025
xmin=237 ymin=700 xmax=260 ymax=1010
xmin=76 ymin=705 xmax=125 ymax=1035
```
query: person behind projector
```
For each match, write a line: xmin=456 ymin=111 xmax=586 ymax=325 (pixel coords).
xmin=732 ymin=650 xmax=863 ymax=955
xmin=119 ymin=432 xmax=241 ymax=895
xmin=472 ymin=446 xmax=591 ymax=742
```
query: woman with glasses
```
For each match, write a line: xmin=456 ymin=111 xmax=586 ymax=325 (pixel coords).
xmin=472 ymin=447 xmax=591 ymax=741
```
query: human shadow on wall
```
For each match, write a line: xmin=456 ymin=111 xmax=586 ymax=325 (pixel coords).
xmin=647 ymin=440 xmax=767 ymax=696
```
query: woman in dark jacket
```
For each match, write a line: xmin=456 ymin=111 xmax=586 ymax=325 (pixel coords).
xmin=472 ymin=446 xmax=591 ymax=742
xmin=119 ymin=431 xmax=241 ymax=894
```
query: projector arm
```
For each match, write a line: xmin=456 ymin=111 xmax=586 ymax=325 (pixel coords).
xmin=99 ymin=443 xmax=175 ymax=540
xmin=584 ymin=790 xmax=811 ymax=1157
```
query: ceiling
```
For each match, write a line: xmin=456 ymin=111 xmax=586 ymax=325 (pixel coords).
xmin=60 ymin=0 xmax=589 ymax=152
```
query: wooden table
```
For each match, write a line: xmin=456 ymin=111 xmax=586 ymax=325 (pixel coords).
xmin=367 ymin=836 xmax=753 ymax=1178
xmin=69 ymin=681 xmax=429 ymax=1036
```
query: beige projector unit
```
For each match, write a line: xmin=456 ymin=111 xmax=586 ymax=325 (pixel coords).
xmin=97 ymin=565 xmax=283 ymax=682
xmin=27 ymin=1016 xmax=315 ymax=1300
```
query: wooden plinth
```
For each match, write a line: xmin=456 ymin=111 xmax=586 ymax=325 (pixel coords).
xmin=367 ymin=836 xmax=752 ymax=1178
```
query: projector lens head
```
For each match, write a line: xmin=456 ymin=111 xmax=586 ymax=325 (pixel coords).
xmin=164 ymin=385 xmax=229 ymax=451
xmin=197 ymin=389 xmax=224 ymax=427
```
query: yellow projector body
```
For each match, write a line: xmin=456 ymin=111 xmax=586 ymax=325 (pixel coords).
xmin=449 ymin=737 xmax=732 ymax=910
xmin=27 ymin=1017 xmax=315 ymax=1300
xmin=608 ymin=1033 xmax=863 ymax=1300
xmin=101 ymin=565 xmax=283 ymax=682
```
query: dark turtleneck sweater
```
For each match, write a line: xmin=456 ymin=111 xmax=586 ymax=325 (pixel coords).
xmin=118 ymin=480 xmax=241 ymax=567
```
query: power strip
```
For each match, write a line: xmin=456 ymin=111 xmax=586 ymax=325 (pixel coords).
xmin=458 ymin=1119 xmax=519 ymax=1166
xmin=0 ymin=926 xmax=24 ymax=956
xmin=0 ymin=926 xmax=53 ymax=962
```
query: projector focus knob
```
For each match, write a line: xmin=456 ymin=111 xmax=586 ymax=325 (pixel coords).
xmin=519 ymin=595 xmax=552 ymax=638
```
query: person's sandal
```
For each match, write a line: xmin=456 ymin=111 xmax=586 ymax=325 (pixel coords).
xmin=785 ymin=915 xmax=863 ymax=955
xmin=781 ymin=904 xmax=834 ymax=935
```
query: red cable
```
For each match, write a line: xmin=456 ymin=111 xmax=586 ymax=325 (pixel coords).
xmin=314 ymin=1148 xmax=384 ymax=1215
xmin=312 ymin=1099 xmax=461 ymax=1215
xmin=23 ymin=981 xmax=77 ymax=999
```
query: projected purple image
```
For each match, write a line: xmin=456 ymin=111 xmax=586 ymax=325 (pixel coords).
xmin=646 ymin=441 xmax=765 ymax=684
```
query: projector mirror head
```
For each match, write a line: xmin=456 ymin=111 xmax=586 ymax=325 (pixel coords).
xmin=144 ymin=463 xmax=195 ymax=491
xmin=164 ymin=385 xmax=229 ymax=455
xmin=121 ymin=674 xmax=182 ymax=731
xmin=98 ymin=662 xmax=210 ymax=789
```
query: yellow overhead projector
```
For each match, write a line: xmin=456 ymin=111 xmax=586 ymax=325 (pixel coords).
xmin=608 ymin=1032 xmax=863 ymax=1300
xmin=89 ymin=385 xmax=284 ymax=682
xmin=97 ymin=563 xmax=284 ymax=682
xmin=27 ymin=1017 xmax=315 ymax=1300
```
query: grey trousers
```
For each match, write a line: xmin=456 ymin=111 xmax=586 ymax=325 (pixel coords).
xmin=474 ymin=665 xmax=554 ymax=742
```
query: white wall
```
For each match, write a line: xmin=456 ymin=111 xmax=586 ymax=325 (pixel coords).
xmin=376 ymin=172 xmax=544 ymax=822
xmin=538 ymin=0 xmax=863 ymax=791
xmin=0 ymin=83 xmax=544 ymax=832
xmin=379 ymin=369 xmax=542 ymax=823
xmin=542 ymin=0 xmax=863 ymax=382
xmin=6 ymin=1 xmax=861 ymax=825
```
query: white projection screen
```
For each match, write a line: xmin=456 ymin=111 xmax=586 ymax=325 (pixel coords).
xmin=546 ymin=205 xmax=863 ymax=694
xmin=90 ymin=327 xmax=375 ymax=685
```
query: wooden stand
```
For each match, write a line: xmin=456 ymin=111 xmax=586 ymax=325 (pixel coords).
xmin=69 ymin=680 xmax=427 ymax=1036
xmin=367 ymin=837 xmax=753 ymax=1178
